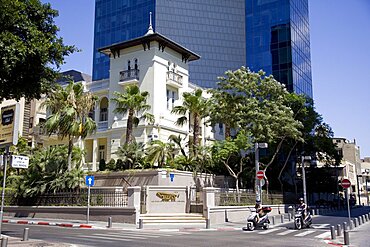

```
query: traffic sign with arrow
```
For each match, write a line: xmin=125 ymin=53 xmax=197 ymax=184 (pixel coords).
xmin=86 ymin=176 xmax=94 ymax=187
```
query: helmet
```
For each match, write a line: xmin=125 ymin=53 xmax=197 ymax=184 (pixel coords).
xmin=299 ymin=198 xmax=304 ymax=202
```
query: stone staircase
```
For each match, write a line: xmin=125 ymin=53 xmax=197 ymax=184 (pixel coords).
xmin=139 ymin=213 xmax=206 ymax=225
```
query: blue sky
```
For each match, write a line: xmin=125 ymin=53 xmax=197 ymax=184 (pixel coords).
xmin=43 ymin=0 xmax=370 ymax=158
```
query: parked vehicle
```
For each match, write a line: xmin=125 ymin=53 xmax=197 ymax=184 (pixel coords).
xmin=242 ymin=206 xmax=272 ymax=231
xmin=294 ymin=207 xmax=312 ymax=230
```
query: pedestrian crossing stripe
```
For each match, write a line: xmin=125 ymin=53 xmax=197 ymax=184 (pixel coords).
xmin=258 ymin=228 xmax=281 ymax=234
xmin=294 ymin=230 xmax=315 ymax=237
xmin=277 ymin=229 xmax=297 ymax=235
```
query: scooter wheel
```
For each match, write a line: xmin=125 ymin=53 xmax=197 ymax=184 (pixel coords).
xmin=263 ymin=224 xmax=269 ymax=230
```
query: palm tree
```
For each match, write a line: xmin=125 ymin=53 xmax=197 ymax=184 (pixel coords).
xmin=42 ymin=81 xmax=97 ymax=170
xmin=111 ymin=85 xmax=154 ymax=144
xmin=146 ymin=140 xmax=175 ymax=168
xmin=115 ymin=142 xmax=145 ymax=169
xmin=171 ymin=89 xmax=210 ymax=156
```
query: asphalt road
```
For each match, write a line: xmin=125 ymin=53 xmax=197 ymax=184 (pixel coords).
xmin=2 ymin=207 xmax=369 ymax=247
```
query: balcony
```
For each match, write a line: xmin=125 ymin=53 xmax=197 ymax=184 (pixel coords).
xmin=98 ymin=121 xmax=108 ymax=131
xmin=166 ymin=71 xmax=183 ymax=88
xmin=119 ymin=69 xmax=139 ymax=85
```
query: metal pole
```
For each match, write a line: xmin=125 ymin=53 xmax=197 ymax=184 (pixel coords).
xmin=0 ymin=146 xmax=9 ymax=236
xmin=22 ymin=227 xmax=29 ymax=241
xmin=336 ymin=224 xmax=342 ymax=236
xmin=343 ymin=230 xmax=350 ymax=245
xmin=366 ymin=178 xmax=369 ymax=206
xmin=356 ymin=175 xmax=361 ymax=205
xmin=330 ymin=225 xmax=336 ymax=240
xmin=1 ymin=237 xmax=8 ymax=247
xmin=87 ymin=185 xmax=91 ymax=224
xmin=346 ymin=188 xmax=351 ymax=227
xmin=255 ymin=143 xmax=261 ymax=204
xmin=301 ymin=156 xmax=307 ymax=205
xmin=107 ymin=216 xmax=112 ymax=228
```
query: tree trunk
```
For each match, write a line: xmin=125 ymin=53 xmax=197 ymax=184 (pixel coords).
xmin=193 ymin=113 xmax=200 ymax=156
xmin=126 ymin=109 xmax=134 ymax=144
xmin=67 ymin=137 xmax=73 ymax=171
xmin=225 ymin=123 xmax=231 ymax=139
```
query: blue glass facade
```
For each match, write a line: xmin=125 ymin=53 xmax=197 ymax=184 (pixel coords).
xmin=93 ymin=0 xmax=155 ymax=80
xmin=93 ymin=0 xmax=312 ymax=96
xmin=246 ymin=0 xmax=313 ymax=98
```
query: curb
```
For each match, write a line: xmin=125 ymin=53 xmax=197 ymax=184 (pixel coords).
xmin=2 ymin=219 xmax=93 ymax=229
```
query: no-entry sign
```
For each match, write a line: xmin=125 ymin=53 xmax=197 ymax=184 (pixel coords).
xmin=256 ymin=170 xmax=264 ymax=180
xmin=341 ymin=178 xmax=351 ymax=189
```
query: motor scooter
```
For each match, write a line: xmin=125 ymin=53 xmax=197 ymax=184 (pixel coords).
xmin=242 ymin=206 xmax=271 ymax=231
xmin=294 ymin=207 xmax=312 ymax=230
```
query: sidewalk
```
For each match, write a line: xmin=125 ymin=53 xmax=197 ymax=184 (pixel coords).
xmin=0 ymin=235 xmax=71 ymax=246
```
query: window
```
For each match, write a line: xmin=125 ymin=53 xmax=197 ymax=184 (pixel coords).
xmin=127 ymin=60 xmax=131 ymax=70
xmin=218 ymin=123 xmax=224 ymax=135
xmin=99 ymin=145 xmax=105 ymax=161
xmin=99 ymin=97 xmax=109 ymax=121
xmin=166 ymin=88 xmax=177 ymax=110
xmin=134 ymin=59 xmax=138 ymax=70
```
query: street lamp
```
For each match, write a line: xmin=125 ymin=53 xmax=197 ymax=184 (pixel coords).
xmin=255 ymin=143 xmax=268 ymax=204
xmin=301 ymin=155 xmax=311 ymax=205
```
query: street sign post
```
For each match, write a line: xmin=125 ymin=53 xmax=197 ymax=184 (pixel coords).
xmin=11 ymin=155 xmax=29 ymax=169
xmin=85 ymin=176 xmax=94 ymax=224
xmin=341 ymin=178 xmax=352 ymax=228
xmin=256 ymin=170 xmax=264 ymax=180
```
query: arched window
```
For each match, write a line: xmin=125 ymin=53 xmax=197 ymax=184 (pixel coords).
xmin=127 ymin=60 xmax=131 ymax=70
xmin=99 ymin=97 xmax=109 ymax=122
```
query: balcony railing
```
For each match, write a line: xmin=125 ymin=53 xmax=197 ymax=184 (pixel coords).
xmin=166 ymin=71 xmax=183 ymax=87
xmin=98 ymin=121 xmax=108 ymax=131
xmin=119 ymin=69 xmax=140 ymax=82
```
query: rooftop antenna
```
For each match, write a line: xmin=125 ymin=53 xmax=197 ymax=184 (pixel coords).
xmin=145 ymin=12 xmax=154 ymax=35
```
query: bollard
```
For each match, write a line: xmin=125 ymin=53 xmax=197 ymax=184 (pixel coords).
xmin=359 ymin=217 xmax=362 ymax=225
xmin=350 ymin=220 xmax=354 ymax=230
xmin=336 ymin=224 xmax=342 ymax=236
xmin=281 ymin=214 xmax=284 ymax=223
xmin=362 ymin=215 xmax=366 ymax=223
xmin=330 ymin=225 xmax=336 ymax=240
xmin=1 ymin=237 xmax=8 ymax=247
xmin=107 ymin=216 xmax=112 ymax=228
xmin=316 ymin=209 xmax=319 ymax=215
xmin=343 ymin=222 xmax=348 ymax=231
xmin=22 ymin=228 xmax=29 ymax=241
xmin=288 ymin=213 xmax=292 ymax=221
xmin=138 ymin=219 xmax=143 ymax=229
xmin=354 ymin=218 xmax=359 ymax=227
xmin=366 ymin=214 xmax=369 ymax=222
xmin=271 ymin=215 xmax=275 ymax=225
xmin=343 ymin=230 xmax=350 ymax=245
xmin=224 ymin=210 xmax=228 ymax=222
xmin=206 ymin=218 xmax=210 ymax=229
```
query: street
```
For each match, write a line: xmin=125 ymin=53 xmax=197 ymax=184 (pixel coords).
xmin=2 ymin=207 xmax=369 ymax=247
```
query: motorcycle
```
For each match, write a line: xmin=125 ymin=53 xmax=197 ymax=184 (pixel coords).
xmin=242 ymin=206 xmax=271 ymax=231
xmin=294 ymin=207 xmax=312 ymax=230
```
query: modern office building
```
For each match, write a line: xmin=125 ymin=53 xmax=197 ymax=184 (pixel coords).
xmin=246 ymin=0 xmax=313 ymax=98
xmin=93 ymin=0 xmax=312 ymax=97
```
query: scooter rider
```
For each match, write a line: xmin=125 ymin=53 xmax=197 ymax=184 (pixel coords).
xmin=297 ymin=198 xmax=307 ymax=219
xmin=255 ymin=203 xmax=265 ymax=222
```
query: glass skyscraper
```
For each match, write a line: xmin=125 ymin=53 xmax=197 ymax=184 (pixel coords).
xmin=246 ymin=0 xmax=312 ymax=98
xmin=93 ymin=0 xmax=312 ymax=97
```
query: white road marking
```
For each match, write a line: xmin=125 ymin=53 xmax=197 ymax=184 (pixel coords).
xmin=258 ymin=228 xmax=282 ymax=234
xmin=315 ymin=231 xmax=331 ymax=238
xmin=294 ymin=230 xmax=315 ymax=237
xmin=80 ymin=235 xmax=133 ymax=241
xmin=92 ymin=233 xmax=147 ymax=240
xmin=277 ymin=229 xmax=298 ymax=235
xmin=312 ymin=224 xmax=330 ymax=229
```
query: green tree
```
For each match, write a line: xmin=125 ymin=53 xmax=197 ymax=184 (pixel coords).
xmin=115 ymin=142 xmax=145 ymax=169
xmin=171 ymin=89 xmax=211 ymax=156
xmin=212 ymin=130 xmax=253 ymax=194
xmin=0 ymin=0 xmax=76 ymax=101
xmin=41 ymin=81 xmax=97 ymax=170
xmin=145 ymin=140 xmax=175 ymax=168
xmin=111 ymin=85 xmax=154 ymax=144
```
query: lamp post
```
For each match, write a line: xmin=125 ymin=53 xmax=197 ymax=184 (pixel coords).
xmin=255 ymin=143 xmax=268 ymax=204
xmin=301 ymin=156 xmax=311 ymax=205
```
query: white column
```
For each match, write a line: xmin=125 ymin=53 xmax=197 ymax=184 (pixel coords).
xmin=128 ymin=186 xmax=141 ymax=225
xmin=203 ymin=187 xmax=216 ymax=219
xmin=92 ymin=139 xmax=98 ymax=171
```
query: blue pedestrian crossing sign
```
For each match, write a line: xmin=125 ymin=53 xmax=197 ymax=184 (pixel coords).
xmin=86 ymin=176 xmax=94 ymax=187
xmin=169 ymin=173 xmax=174 ymax=182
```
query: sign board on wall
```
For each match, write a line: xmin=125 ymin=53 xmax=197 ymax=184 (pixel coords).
xmin=11 ymin=155 xmax=29 ymax=169
xmin=0 ymin=104 xmax=19 ymax=146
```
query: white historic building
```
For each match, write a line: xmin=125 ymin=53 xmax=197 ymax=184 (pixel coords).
xmin=50 ymin=25 xmax=216 ymax=171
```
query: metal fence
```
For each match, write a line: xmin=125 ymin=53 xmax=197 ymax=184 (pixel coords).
xmin=215 ymin=191 xmax=283 ymax=206
xmin=5 ymin=189 xmax=128 ymax=207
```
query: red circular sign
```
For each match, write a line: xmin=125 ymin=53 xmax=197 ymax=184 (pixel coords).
xmin=256 ymin=171 xmax=264 ymax=180
xmin=341 ymin=179 xmax=351 ymax=189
